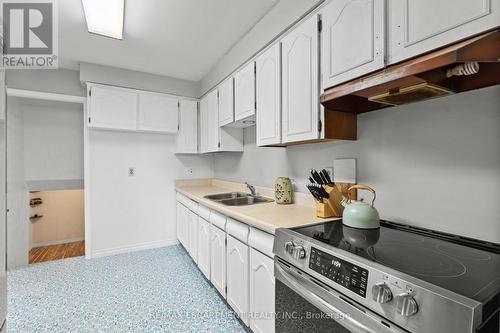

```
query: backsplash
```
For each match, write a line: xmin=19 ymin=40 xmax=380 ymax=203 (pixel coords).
xmin=213 ymin=85 xmax=500 ymax=243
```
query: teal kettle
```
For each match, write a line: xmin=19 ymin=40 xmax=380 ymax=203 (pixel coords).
xmin=342 ymin=185 xmax=380 ymax=229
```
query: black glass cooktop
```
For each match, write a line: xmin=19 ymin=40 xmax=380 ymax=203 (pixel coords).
xmin=292 ymin=220 xmax=500 ymax=303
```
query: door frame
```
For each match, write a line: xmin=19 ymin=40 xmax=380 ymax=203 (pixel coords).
xmin=5 ymin=88 xmax=91 ymax=259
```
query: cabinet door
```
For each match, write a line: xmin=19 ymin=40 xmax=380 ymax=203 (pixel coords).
xmin=188 ymin=210 xmax=198 ymax=263
xmin=234 ymin=61 xmax=256 ymax=122
xmin=176 ymin=203 xmax=188 ymax=250
xmin=321 ymin=0 xmax=385 ymax=89
xmin=206 ymin=90 xmax=220 ymax=152
xmin=210 ymin=224 xmax=226 ymax=297
xmin=388 ymin=0 xmax=500 ymax=64
xmin=199 ymin=96 xmax=209 ymax=153
xmin=250 ymin=249 xmax=275 ymax=333
xmin=198 ymin=217 xmax=211 ymax=279
xmin=89 ymin=85 xmax=138 ymax=131
xmin=281 ymin=15 xmax=320 ymax=144
xmin=256 ymin=43 xmax=281 ymax=147
xmin=227 ymin=235 xmax=249 ymax=325
xmin=176 ymin=99 xmax=198 ymax=154
xmin=218 ymin=78 xmax=234 ymax=126
xmin=138 ymin=93 xmax=179 ymax=133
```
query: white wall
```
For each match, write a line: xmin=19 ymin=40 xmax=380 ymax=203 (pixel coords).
xmin=200 ymin=0 xmax=322 ymax=94
xmin=23 ymin=100 xmax=84 ymax=189
xmin=214 ymin=86 xmax=500 ymax=243
xmin=6 ymin=69 xmax=85 ymax=97
xmin=89 ymin=130 xmax=213 ymax=257
xmin=80 ymin=62 xmax=200 ymax=98
xmin=30 ymin=190 xmax=85 ymax=248
xmin=0 ymin=70 xmax=7 ymax=320
xmin=6 ymin=97 xmax=29 ymax=269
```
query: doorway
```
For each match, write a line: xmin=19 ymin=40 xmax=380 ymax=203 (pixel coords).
xmin=28 ymin=189 xmax=85 ymax=264
xmin=6 ymin=93 xmax=86 ymax=268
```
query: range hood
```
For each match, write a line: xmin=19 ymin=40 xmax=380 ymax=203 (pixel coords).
xmin=320 ymin=30 xmax=500 ymax=113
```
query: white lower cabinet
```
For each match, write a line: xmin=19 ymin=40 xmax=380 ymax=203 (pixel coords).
xmin=249 ymin=249 xmax=275 ymax=333
xmin=227 ymin=235 xmax=250 ymax=326
xmin=177 ymin=194 xmax=276 ymax=331
xmin=198 ymin=217 xmax=211 ymax=279
xmin=210 ymin=224 xmax=227 ymax=298
xmin=176 ymin=202 xmax=189 ymax=250
xmin=187 ymin=210 xmax=198 ymax=263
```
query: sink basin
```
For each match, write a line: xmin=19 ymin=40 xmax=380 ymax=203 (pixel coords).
xmin=204 ymin=192 xmax=248 ymax=201
xmin=204 ymin=192 xmax=274 ymax=206
xmin=218 ymin=196 xmax=274 ymax=206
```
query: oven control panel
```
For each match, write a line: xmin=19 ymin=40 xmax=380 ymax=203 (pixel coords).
xmin=309 ymin=247 xmax=369 ymax=298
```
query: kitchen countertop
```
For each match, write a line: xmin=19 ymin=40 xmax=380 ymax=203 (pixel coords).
xmin=175 ymin=179 xmax=337 ymax=235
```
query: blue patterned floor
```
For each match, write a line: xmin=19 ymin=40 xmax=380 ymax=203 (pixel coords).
xmin=8 ymin=245 xmax=247 ymax=333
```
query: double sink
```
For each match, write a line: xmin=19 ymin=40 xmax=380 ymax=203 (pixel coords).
xmin=204 ymin=192 xmax=274 ymax=206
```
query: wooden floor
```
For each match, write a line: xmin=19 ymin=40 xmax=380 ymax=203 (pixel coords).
xmin=29 ymin=241 xmax=85 ymax=264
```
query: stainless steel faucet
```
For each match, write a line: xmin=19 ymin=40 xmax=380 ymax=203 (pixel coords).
xmin=245 ymin=182 xmax=257 ymax=197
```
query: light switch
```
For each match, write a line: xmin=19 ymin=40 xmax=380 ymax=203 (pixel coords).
xmin=128 ymin=167 xmax=135 ymax=176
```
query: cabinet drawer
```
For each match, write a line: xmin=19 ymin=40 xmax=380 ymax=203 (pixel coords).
xmin=210 ymin=211 xmax=227 ymax=230
xmin=248 ymin=227 xmax=275 ymax=258
xmin=185 ymin=199 xmax=198 ymax=214
xmin=176 ymin=193 xmax=188 ymax=206
xmin=198 ymin=205 xmax=211 ymax=221
xmin=226 ymin=218 xmax=249 ymax=244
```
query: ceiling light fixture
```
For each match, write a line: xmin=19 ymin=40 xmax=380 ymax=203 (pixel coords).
xmin=81 ymin=0 xmax=124 ymax=40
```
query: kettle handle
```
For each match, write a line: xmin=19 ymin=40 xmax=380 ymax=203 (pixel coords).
xmin=347 ymin=184 xmax=376 ymax=206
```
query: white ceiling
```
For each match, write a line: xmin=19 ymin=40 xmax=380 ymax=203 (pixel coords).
xmin=59 ymin=0 xmax=279 ymax=82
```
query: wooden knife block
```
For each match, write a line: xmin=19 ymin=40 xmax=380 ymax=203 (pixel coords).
xmin=315 ymin=184 xmax=356 ymax=218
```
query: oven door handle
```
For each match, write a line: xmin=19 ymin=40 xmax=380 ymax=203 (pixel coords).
xmin=275 ymin=262 xmax=406 ymax=333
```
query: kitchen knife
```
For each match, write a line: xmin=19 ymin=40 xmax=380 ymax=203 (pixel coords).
xmin=311 ymin=169 xmax=324 ymax=184
xmin=317 ymin=185 xmax=330 ymax=199
xmin=307 ymin=185 xmax=323 ymax=202
xmin=321 ymin=169 xmax=333 ymax=185
xmin=319 ymin=171 xmax=329 ymax=185
xmin=309 ymin=176 xmax=316 ymax=184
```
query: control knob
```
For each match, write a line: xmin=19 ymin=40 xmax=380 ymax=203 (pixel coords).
xmin=372 ymin=283 xmax=393 ymax=304
xmin=284 ymin=241 xmax=294 ymax=254
xmin=292 ymin=245 xmax=306 ymax=259
xmin=395 ymin=293 xmax=418 ymax=317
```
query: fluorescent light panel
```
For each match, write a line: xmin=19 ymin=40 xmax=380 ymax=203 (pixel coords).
xmin=82 ymin=0 xmax=124 ymax=39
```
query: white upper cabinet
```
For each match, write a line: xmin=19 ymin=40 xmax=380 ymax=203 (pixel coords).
xmin=206 ymin=90 xmax=220 ymax=152
xmin=218 ymin=78 xmax=234 ymax=127
xmin=175 ymin=99 xmax=198 ymax=154
xmin=227 ymin=235 xmax=250 ymax=326
xmin=199 ymin=90 xmax=244 ymax=154
xmin=234 ymin=61 xmax=256 ymax=126
xmin=199 ymin=96 xmax=209 ymax=153
xmin=88 ymin=84 xmax=138 ymax=131
xmin=88 ymin=83 xmax=184 ymax=134
xmin=138 ymin=92 xmax=178 ymax=133
xmin=321 ymin=0 xmax=385 ymax=89
xmin=281 ymin=15 xmax=320 ymax=144
xmin=249 ymin=249 xmax=275 ymax=333
xmin=388 ymin=0 xmax=500 ymax=64
xmin=256 ymin=43 xmax=281 ymax=147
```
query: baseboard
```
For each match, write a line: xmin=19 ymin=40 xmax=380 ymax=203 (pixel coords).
xmin=91 ymin=239 xmax=179 ymax=258
xmin=31 ymin=237 xmax=85 ymax=249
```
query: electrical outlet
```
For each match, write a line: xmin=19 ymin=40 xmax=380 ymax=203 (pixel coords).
xmin=185 ymin=168 xmax=193 ymax=175
xmin=128 ymin=167 xmax=135 ymax=176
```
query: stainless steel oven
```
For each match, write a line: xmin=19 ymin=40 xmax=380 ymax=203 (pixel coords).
xmin=273 ymin=220 xmax=500 ymax=333
xmin=275 ymin=257 xmax=406 ymax=333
